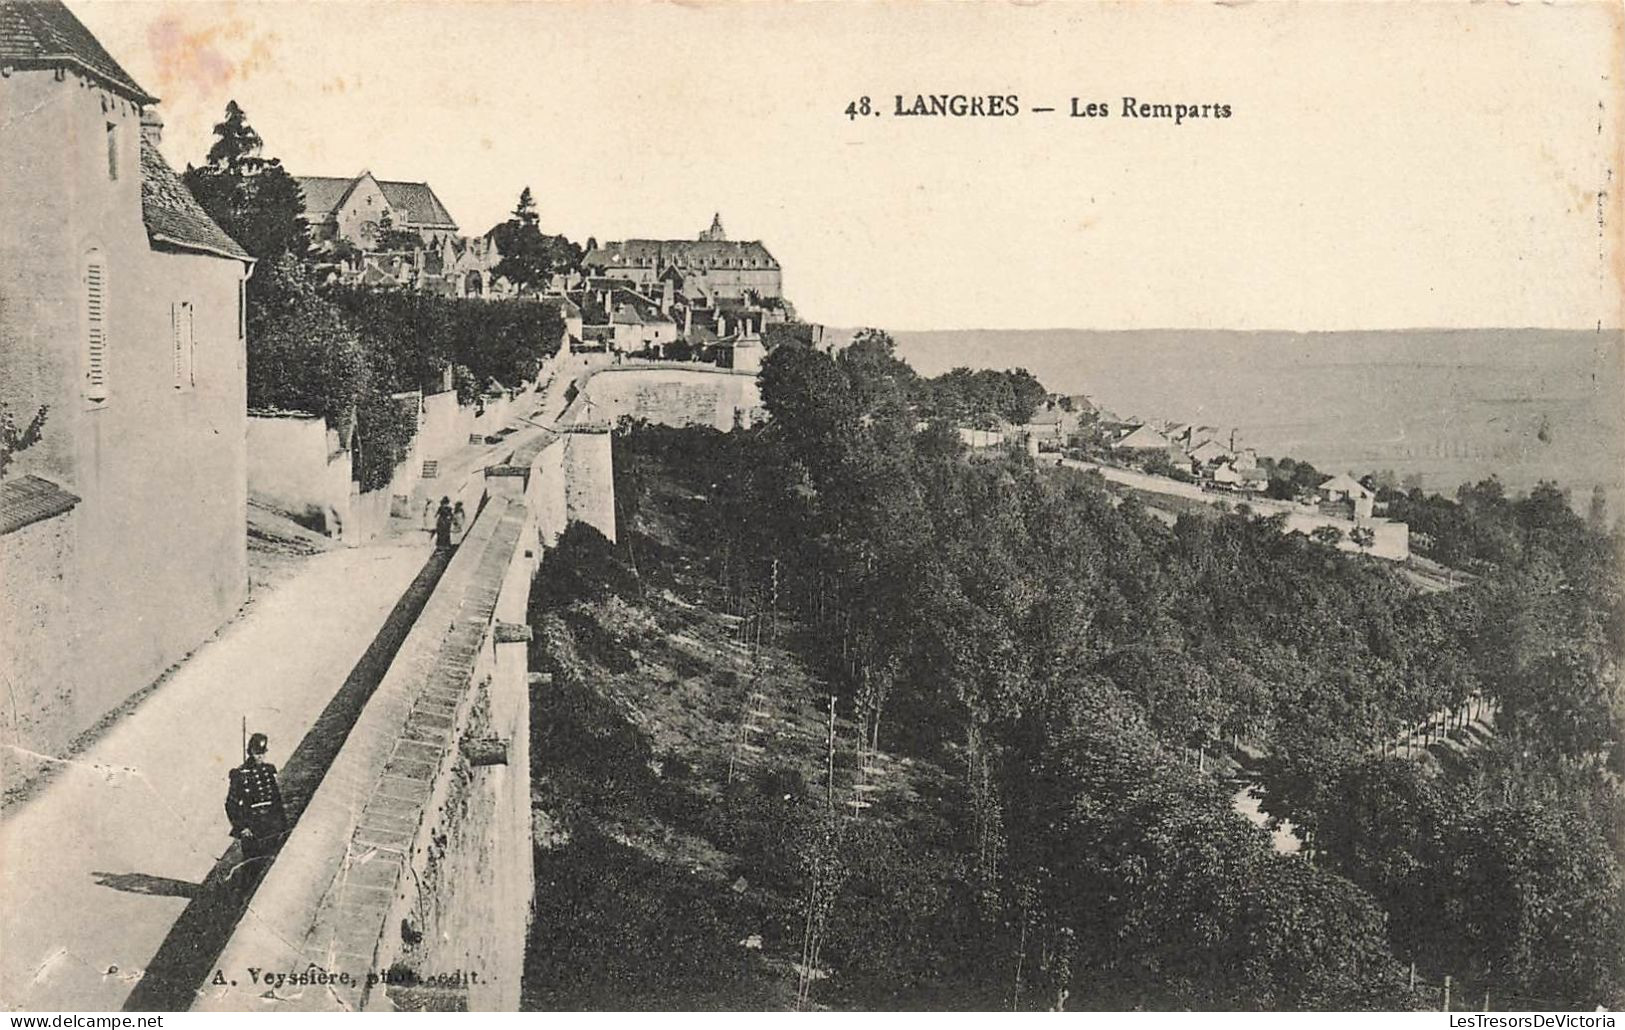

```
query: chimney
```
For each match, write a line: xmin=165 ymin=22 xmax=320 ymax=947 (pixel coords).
xmin=140 ymin=107 xmax=163 ymax=146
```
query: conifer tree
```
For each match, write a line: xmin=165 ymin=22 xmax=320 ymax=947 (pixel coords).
xmin=182 ymin=101 xmax=308 ymax=261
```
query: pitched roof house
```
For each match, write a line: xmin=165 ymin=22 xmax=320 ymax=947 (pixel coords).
xmin=1318 ymin=473 xmax=1375 ymax=502
xmin=1 ymin=0 xmax=255 ymax=773
xmin=1189 ymin=439 xmax=1235 ymax=466
xmin=295 ymin=170 xmax=460 ymax=249
xmin=1111 ymin=424 xmax=1173 ymax=452
xmin=0 ymin=0 xmax=156 ymax=103
xmin=140 ymin=136 xmax=254 ymax=261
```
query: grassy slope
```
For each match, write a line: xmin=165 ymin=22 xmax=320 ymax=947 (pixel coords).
xmin=521 ymin=451 xmax=985 ymax=1011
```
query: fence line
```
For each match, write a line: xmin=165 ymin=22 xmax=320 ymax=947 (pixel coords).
xmin=1408 ymin=964 xmax=1592 ymax=1012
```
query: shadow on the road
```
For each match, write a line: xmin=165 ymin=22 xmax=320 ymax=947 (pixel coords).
xmin=92 ymin=872 xmax=201 ymax=900
xmin=122 ymin=545 xmax=455 ymax=1012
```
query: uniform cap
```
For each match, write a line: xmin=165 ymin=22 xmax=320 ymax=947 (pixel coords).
xmin=247 ymin=732 xmax=269 ymax=755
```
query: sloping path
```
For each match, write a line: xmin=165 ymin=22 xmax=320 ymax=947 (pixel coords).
xmin=0 ymin=357 xmax=671 ymax=1011
xmin=0 ymin=526 xmax=433 ymax=1011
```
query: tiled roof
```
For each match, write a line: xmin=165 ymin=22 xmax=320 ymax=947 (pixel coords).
xmin=377 ymin=181 xmax=457 ymax=230
xmin=584 ymin=238 xmax=778 ymax=271
xmin=294 ymin=173 xmax=458 ymax=230
xmin=0 ymin=0 xmax=155 ymax=103
xmin=1111 ymin=424 xmax=1172 ymax=450
xmin=293 ymin=175 xmax=354 ymax=220
xmin=546 ymin=296 xmax=582 ymax=318
xmin=140 ymin=138 xmax=253 ymax=262
xmin=0 ymin=474 xmax=81 ymax=536
xmin=582 ymin=276 xmax=639 ymax=293
xmin=1189 ymin=439 xmax=1234 ymax=462
xmin=1319 ymin=473 xmax=1374 ymax=498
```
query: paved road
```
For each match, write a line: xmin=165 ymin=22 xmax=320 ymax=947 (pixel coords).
xmin=0 ymin=533 xmax=430 ymax=1012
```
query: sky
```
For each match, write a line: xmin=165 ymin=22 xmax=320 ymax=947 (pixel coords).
xmin=71 ymin=0 xmax=1622 ymax=333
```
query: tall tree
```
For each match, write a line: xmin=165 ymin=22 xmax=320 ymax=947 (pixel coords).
xmin=491 ymin=187 xmax=579 ymax=293
xmin=514 ymin=187 xmax=538 ymax=224
xmin=182 ymin=101 xmax=308 ymax=261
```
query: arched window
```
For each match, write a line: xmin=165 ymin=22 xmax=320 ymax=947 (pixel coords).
xmin=83 ymin=248 xmax=108 ymax=404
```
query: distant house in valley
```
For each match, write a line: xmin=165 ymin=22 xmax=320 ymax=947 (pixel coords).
xmin=1319 ymin=473 xmax=1375 ymax=502
xmin=1111 ymin=423 xmax=1174 ymax=453
xmin=1319 ymin=473 xmax=1376 ymax=518
xmin=1188 ymin=439 xmax=1235 ymax=467
xmin=1213 ymin=463 xmax=1269 ymax=492
xmin=1058 ymin=394 xmax=1097 ymax=416
xmin=0 ymin=0 xmax=255 ymax=773
xmin=1180 ymin=424 xmax=1224 ymax=448
xmin=1021 ymin=401 xmax=1081 ymax=450
xmin=296 ymin=170 xmax=461 ymax=250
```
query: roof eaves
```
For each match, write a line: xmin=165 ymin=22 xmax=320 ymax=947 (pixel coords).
xmin=149 ymin=232 xmax=256 ymax=267
xmin=5 ymin=52 xmax=158 ymax=104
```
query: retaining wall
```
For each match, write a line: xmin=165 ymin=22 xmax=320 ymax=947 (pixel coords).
xmin=247 ymin=413 xmax=352 ymax=536
xmin=196 ymin=363 xmax=760 ymax=1010
xmin=195 ymin=433 xmax=553 ymax=1011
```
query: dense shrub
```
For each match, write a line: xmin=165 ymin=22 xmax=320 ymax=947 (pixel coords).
xmin=325 ymin=287 xmax=563 ymax=394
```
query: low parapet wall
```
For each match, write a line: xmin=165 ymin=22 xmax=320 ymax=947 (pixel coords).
xmin=196 ymin=427 xmax=560 ymax=1012
xmin=246 ymin=412 xmax=351 ymax=536
xmin=198 ymin=363 xmax=760 ymax=1011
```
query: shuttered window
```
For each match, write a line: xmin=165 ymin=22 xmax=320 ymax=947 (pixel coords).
xmin=171 ymin=301 xmax=195 ymax=389
xmin=84 ymin=251 xmax=108 ymax=403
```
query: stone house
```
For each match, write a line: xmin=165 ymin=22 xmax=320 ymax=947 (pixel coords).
xmin=1188 ymin=438 xmax=1236 ymax=470
xmin=581 ymin=214 xmax=783 ymax=301
xmin=0 ymin=0 xmax=255 ymax=771
xmin=1110 ymin=423 xmax=1174 ymax=454
xmin=1212 ymin=462 xmax=1269 ymax=492
xmin=296 ymin=170 xmax=461 ymax=251
xmin=1021 ymin=402 xmax=1080 ymax=450
xmin=549 ymin=296 xmax=584 ymax=349
xmin=1318 ymin=473 xmax=1377 ymax=518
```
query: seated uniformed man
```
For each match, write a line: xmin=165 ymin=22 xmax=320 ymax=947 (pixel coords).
xmin=226 ymin=732 xmax=288 ymax=880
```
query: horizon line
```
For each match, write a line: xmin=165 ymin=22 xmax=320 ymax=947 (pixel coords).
xmin=849 ymin=325 xmax=1623 ymax=336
